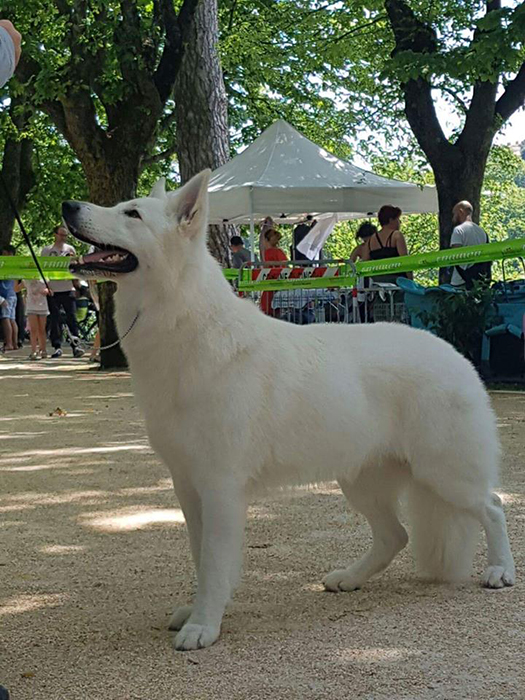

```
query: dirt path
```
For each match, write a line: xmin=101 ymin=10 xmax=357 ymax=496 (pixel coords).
xmin=0 ymin=349 xmax=523 ymax=700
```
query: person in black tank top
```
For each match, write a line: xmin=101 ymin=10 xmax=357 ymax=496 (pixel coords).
xmin=364 ymin=205 xmax=413 ymax=284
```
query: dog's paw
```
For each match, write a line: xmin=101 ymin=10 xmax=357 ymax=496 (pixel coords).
xmin=174 ymin=623 xmax=220 ymax=651
xmin=168 ymin=605 xmax=193 ymax=631
xmin=482 ymin=565 xmax=516 ymax=589
xmin=323 ymin=568 xmax=363 ymax=592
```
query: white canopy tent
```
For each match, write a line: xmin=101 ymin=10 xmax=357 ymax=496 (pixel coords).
xmin=208 ymin=120 xmax=438 ymax=257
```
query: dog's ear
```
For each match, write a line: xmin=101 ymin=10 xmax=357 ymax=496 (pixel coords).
xmin=167 ymin=169 xmax=210 ymax=235
xmin=149 ymin=177 xmax=167 ymax=200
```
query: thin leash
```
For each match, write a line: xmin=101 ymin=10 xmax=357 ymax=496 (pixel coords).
xmin=0 ymin=171 xmax=52 ymax=294
xmin=0 ymin=171 xmax=82 ymax=348
xmin=98 ymin=310 xmax=140 ymax=351
xmin=0 ymin=170 xmax=138 ymax=351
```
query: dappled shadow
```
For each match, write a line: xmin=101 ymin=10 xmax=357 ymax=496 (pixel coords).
xmin=1 ymin=354 xmax=524 ymax=699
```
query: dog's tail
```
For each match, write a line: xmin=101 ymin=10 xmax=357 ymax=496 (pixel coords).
xmin=406 ymin=481 xmax=480 ymax=582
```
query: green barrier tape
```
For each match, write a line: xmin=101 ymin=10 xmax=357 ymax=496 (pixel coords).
xmin=1 ymin=238 xmax=525 ymax=290
xmin=237 ymin=238 xmax=525 ymax=292
xmin=0 ymin=256 xmax=242 ymax=281
xmin=0 ymin=256 xmax=74 ymax=280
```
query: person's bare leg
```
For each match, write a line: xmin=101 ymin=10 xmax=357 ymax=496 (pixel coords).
xmin=1 ymin=318 xmax=13 ymax=350
xmin=10 ymin=319 xmax=18 ymax=348
xmin=37 ymin=316 xmax=47 ymax=355
xmin=28 ymin=315 xmax=39 ymax=354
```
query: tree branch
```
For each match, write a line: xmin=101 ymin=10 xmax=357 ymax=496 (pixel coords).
xmin=437 ymin=85 xmax=468 ymax=115
xmin=142 ymin=142 xmax=178 ymax=166
xmin=113 ymin=0 xmax=146 ymax=84
xmin=385 ymin=0 xmax=453 ymax=165
xmin=154 ymin=0 xmax=200 ymax=104
xmin=495 ymin=62 xmax=525 ymax=125
xmin=328 ymin=15 xmax=387 ymax=45
xmin=227 ymin=0 xmax=238 ymax=33
xmin=456 ymin=0 xmax=503 ymax=152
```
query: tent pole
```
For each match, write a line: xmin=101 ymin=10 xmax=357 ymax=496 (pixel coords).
xmin=249 ymin=186 xmax=255 ymax=261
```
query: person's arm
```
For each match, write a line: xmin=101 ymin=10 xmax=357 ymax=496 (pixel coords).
xmin=359 ymin=238 xmax=371 ymax=262
xmin=450 ymin=227 xmax=463 ymax=250
xmin=350 ymin=243 xmax=362 ymax=263
xmin=394 ymin=231 xmax=413 ymax=280
xmin=0 ymin=21 xmax=21 ymax=87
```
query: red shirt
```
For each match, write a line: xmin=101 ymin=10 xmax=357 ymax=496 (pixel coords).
xmin=261 ymin=247 xmax=288 ymax=315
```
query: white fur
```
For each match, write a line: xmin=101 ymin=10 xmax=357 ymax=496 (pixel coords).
xmin=68 ymin=170 xmax=515 ymax=651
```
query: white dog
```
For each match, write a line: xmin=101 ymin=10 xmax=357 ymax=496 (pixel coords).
xmin=62 ymin=170 xmax=515 ymax=651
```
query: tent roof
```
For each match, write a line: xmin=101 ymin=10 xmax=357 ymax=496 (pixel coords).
xmin=208 ymin=120 xmax=437 ymax=224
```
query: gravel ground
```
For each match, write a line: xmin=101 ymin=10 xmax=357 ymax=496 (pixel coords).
xmin=0 ymin=349 xmax=523 ymax=700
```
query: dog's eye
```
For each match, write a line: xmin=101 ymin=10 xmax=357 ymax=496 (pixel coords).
xmin=125 ymin=209 xmax=141 ymax=220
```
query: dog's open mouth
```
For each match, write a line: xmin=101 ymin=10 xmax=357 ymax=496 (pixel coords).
xmin=65 ymin=226 xmax=138 ymax=277
xmin=69 ymin=245 xmax=138 ymax=276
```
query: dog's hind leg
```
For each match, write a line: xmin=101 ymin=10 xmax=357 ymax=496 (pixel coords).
xmin=324 ymin=462 xmax=408 ymax=592
xmin=409 ymin=474 xmax=515 ymax=588
xmin=471 ymin=492 xmax=515 ymax=588
xmin=174 ymin=478 xmax=247 ymax=651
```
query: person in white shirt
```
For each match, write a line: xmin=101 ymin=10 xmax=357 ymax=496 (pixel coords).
xmin=41 ymin=225 xmax=84 ymax=358
xmin=0 ymin=19 xmax=21 ymax=88
xmin=450 ymin=201 xmax=490 ymax=288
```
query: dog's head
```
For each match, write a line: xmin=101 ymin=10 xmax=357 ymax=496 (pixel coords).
xmin=62 ymin=169 xmax=210 ymax=281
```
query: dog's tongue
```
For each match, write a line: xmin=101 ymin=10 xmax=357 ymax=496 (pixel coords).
xmin=81 ymin=250 xmax=117 ymax=264
xmin=72 ymin=249 xmax=126 ymax=266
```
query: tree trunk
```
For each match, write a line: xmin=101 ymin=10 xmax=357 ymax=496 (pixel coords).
xmin=84 ymin=162 xmax=141 ymax=368
xmin=434 ymin=159 xmax=486 ymax=283
xmin=0 ymin=98 xmax=35 ymax=249
xmin=435 ymin=157 xmax=486 ymax=246
xmin=174 ymin=0 xmax=233 ymax=265
xmin=97 ymin=281 xmax=122 ymax=368
xmin=384 ymin=0 xmax=525 ymax=283
xmin=19 ymin=0 xmax=201 ymax=370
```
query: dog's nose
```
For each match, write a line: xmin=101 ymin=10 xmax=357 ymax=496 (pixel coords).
xmin=62 ymin=201 xmax=82 ymax=218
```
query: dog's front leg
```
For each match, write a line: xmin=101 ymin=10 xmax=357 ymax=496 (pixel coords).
xmin=168 ymin=474 xmax=202 ymax=633
xmin=174 ymin=481 xmax=246 ymax=651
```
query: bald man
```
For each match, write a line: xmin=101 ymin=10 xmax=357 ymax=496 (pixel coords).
xmin=450 ymin=200 xmax=490 ymax=288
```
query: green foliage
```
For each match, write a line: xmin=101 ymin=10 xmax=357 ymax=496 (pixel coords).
xmin=0 ymin=108 xmax=88 ymax=250
xmin=218 ymin=0 xmax=525 ymax=164
xmin=1 ymin=0 xmax=525 ymax=264
xmin=416 ymin=283 xmax=500 ymax=366
xmin=384 ymin=1 xmax=525 ymax=90
xmin=325 ymin=143 xmax=525 ymax=285
xmin=219 ymin=0 xmax=402 ymax=159
xmin=481 ymin=145 xmax=525 ymax=243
